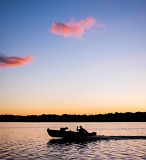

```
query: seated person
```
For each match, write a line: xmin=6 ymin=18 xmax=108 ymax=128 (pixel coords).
xmin=60 ymin=127 xmax=68 ymax=132
xmin=76 ymin=126 xmax=88 ymax=134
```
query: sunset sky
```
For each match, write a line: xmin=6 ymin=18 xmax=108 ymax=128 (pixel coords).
xmin=0 ymin=0 xmax=146 ymax=115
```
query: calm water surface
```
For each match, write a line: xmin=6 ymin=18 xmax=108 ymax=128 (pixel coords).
xmin=0 ymin=122 xmax=146 ymax=159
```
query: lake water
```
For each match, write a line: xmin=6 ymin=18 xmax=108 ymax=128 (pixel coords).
xmin=0 ymin=122 xmax=146 ymax=159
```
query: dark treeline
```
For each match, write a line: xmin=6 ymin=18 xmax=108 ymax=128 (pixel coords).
xmin=0 ymin=112 xmax=146 ymax=122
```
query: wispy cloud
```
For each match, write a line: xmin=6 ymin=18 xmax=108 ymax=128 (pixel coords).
xmin=96 ymin=23 xmax=106 ymax=28
xmin=50 ymin=17 xmax=102 ymax=38
xmin=0 ymin=54 xmax=34 ymax=67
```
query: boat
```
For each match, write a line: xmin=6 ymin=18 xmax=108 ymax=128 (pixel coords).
xmin=47 ymin=128 xmax=96 ymax=138
xmin=47 ymin=128 xmax=146 ymax=144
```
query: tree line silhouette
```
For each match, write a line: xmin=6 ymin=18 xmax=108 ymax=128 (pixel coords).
xmin=0 ymin=112 xmax=145 ymax=122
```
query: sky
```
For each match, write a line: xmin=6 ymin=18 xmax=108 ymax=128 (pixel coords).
xmin=0 ymin=0 xmax=146 ymax=115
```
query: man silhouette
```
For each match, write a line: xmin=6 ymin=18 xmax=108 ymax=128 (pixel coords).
xmin=76 ymin=126 xmax=88 ymax=134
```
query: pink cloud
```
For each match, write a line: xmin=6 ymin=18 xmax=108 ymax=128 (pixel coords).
xmin=0 ymin=55 xmax=34 ymax=67
xmin=50 ymin=17 xmax=97 ymax=38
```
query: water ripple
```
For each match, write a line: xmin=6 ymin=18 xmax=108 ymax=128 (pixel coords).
xmin=0 ymin=122 xmax=146 ymax=159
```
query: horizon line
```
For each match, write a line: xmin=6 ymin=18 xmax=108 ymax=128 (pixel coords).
xmin=1 ymin=111 xmax=145 ymax=116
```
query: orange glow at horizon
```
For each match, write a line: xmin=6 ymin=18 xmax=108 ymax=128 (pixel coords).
xmin=0 ymin=103 xmax=145 ymax=116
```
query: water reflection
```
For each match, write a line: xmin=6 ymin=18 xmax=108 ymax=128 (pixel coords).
xmin=48 ymin=138 xmax=95 ymax=145
xmin=0 ymin=122 xmax=146 ymax=160
xmin=47 ymin=138 xmax=97 ymax=160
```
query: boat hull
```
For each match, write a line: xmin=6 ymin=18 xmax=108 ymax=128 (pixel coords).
xmin=47 ymin=128 xmax=96 ymax=138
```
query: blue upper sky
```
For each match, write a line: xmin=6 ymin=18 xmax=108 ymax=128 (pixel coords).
xmin=0 ymin=0 xmax=146 ymax=115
